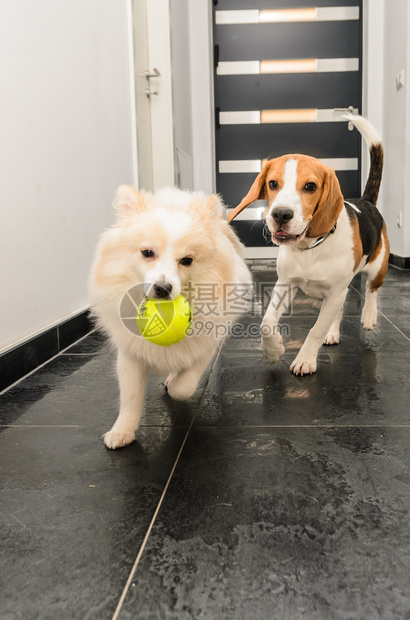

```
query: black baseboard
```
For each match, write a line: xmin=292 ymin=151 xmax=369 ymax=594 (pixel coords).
xmin=0 ymin=310 xmax=93 ymax=392
xmin=389 ymin=254 xmax=410 ymax=270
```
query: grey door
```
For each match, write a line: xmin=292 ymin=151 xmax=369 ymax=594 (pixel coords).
xmin=213 ymin=1 xmax=363 ymax=257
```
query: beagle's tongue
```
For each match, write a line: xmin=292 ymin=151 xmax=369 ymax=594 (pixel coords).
xmin=275 ymin=230 xmax=292 ymax=238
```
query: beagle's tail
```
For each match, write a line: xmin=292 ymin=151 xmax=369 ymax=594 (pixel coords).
xmin=345 ymin=113 xmax=384 ymax=206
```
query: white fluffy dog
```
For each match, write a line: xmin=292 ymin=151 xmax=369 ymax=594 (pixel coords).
xmin=89 ymin=186 xmax=252 ymax=449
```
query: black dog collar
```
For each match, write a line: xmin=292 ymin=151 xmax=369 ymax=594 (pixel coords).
xmin=299 ymin=221 xmax=338 ymax=251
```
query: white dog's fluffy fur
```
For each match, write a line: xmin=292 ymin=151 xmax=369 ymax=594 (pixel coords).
xmin=89 ymin=186 xmax=252 ymax=449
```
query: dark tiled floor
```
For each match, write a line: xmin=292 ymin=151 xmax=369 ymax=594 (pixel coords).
xmin=1 ymin=266 xmax=409 ymax=619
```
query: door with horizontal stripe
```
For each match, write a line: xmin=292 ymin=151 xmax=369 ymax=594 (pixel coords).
xmin=213 ymin=0 xmax=363 ymax=258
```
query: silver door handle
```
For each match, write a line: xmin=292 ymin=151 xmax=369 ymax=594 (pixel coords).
xmin=145 ymin=67 xmax=161 ymax=79
xmin=334 ymin=106 xmax=355 ymax=130
xmin=146 ymin=89 xmax=159 ymax=98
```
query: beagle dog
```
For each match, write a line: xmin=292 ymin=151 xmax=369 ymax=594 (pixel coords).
xmin=228 ymin=114 xmax=389 ymax=376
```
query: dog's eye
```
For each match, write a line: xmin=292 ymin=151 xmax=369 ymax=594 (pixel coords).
xmin=141 ymin=249 xmax=154 ymax=258
xmin=304 ymin=182 xmax=317 ymax=192
xmin=179 ymin=256 xmax=193 ymax=267
xmin=269 ymin=180 xmax=279 ymax=190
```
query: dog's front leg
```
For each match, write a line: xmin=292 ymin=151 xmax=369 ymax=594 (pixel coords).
xmin=290 ymin=289 xmax=348 ymax=376
xmin=262 ymin=281 xmax=298 ymax=365
xmin=104 ymin=349 xmax=148 ymax=449
xmin=165 ymin=347 xmax=216 ymax=401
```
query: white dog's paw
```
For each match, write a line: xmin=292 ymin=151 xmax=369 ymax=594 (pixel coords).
xmin=290 ymin=354 xmax=317 ymax=376
xmin=166 ymin=380 xmax=195 ymax=401
xmin=361 ymin=307 xmax=377 ymax=330
xmin=165 ymin=372 xmax=197 ymax=401
xmin=262 ymin=335 xmax=285 ymax=365
xmin=103 ymin=429 xmax=135 ymax=450
xmin=323 ymin=330 xmax=340 ymax=345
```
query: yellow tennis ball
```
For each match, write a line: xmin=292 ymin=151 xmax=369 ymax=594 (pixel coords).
xmin=136 ymin=295 xmax=192 ymax=346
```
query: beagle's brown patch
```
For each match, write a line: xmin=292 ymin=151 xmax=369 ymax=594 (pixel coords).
xmin=369 ymin=223 xmax=390 ymax=292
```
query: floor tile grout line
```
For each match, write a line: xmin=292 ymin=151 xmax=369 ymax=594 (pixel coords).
xmin=243 ymin=314 xmax=363 ymax=319
xmin=0 ymin=425 xmax=87 ymax=429
xmin=0 ymin=329 xmax=99 ymax=396
xmin=2 ymin=424 xmax=410 ymax=429
xmin=4 ymin=422 xmax=410 ymax=430
xmin=59 ymin=352 xmax=105 ymax=356
xmin=350 ymin=284 xmax=410 ymax=343
xmin=0 ymin=424 xmax=193 ymax=429
xmin=183 ymin=424 xmax=410 ymax=429
xmin=111 ymin=345 xmax=223 ymax=620
xmin=112 ymin=435 xmax=191 ymax=620
xmin=378 ymin=313 xmax=410 ymax=342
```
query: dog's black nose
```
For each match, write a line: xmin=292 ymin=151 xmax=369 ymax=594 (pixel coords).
xmin=272 ymin=207 xmax=294 ymax=227
xmin=153 ymin=282 xmax=173 ymax=298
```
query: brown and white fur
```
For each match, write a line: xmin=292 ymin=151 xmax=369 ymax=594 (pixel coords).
xmin=228 ymin=114 xmax=389 ymax=376
xmin=90 ymin=186 xmax=251 ymax=448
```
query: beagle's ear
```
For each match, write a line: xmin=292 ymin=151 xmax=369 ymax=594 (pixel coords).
xmin=227 ymin=161 xmax=272 ymax=223
xmin=114 ymin=185 xmax=149 ymax=219
xmin=307 ymin=167 xmax=344 ymax=238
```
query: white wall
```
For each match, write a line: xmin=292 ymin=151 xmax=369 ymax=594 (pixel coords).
xmin=169 ymin=0 xmax=214 ymax=194
xmin=0 ymin=0 xmax=134 ymax=353
xmin=406 ymin=6 xmax=410 ymax=258
xmin=170 ymin=0 xmax=193 ymax=158
xmin=364 ymin=0 xmax=410 ymax=259
xmin=170 ymin=0 xmax=194 ymax=189
xmin=381 ymin=0 xmax=409 ymax=258
xmin=188 ymin=0 xmax=215 ymax=194
xmin=146 ymin=0 xmax=175 ymax=189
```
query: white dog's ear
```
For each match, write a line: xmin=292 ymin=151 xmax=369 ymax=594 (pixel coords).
xmin=193 ymin=194 xmax=224 ymax=219
xmin=114 ymin=185 xmax=148 ymax=217
xmin=207 ymin=194 xmax=224 ymax=218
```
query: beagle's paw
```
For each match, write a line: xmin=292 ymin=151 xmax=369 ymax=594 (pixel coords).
xmin=290 ymin=354 xmax=317 ymax=376
xmin=361 ymin=307 xmax=377 ymax=330
xmin=262 ymin=334 xmax=285 ymax=365
xmin=103 ymin=429 xmax=135 ymax=450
